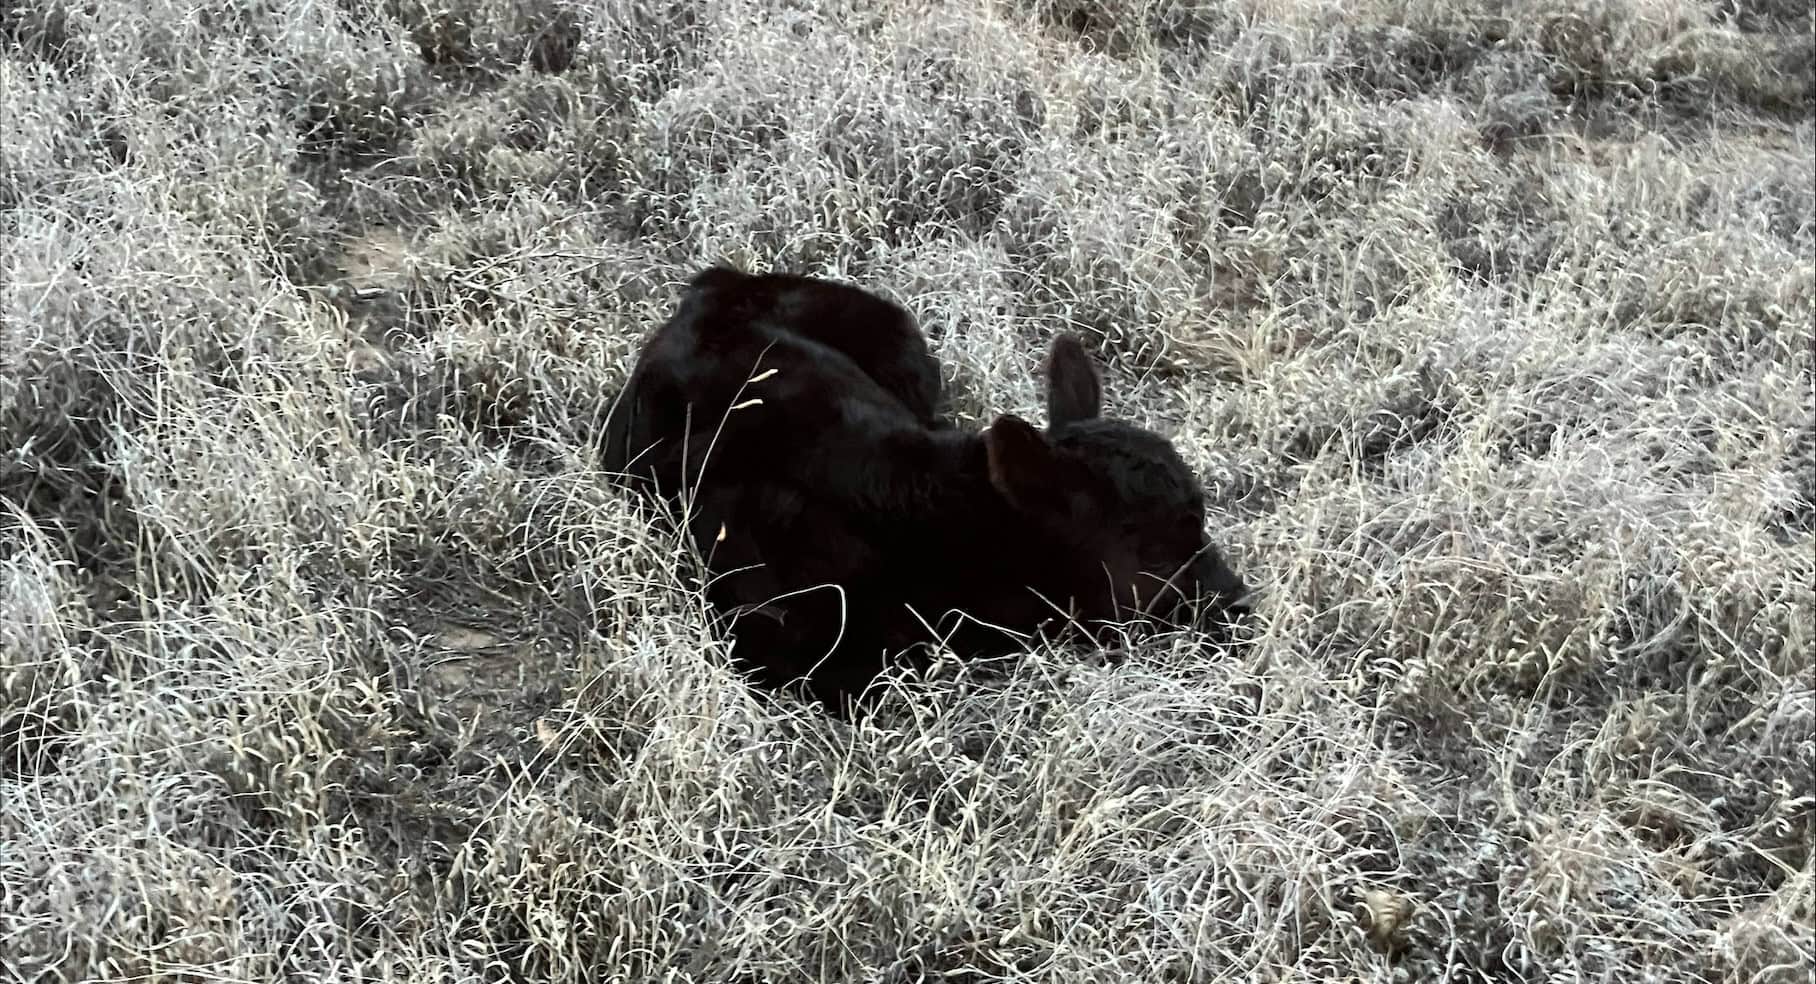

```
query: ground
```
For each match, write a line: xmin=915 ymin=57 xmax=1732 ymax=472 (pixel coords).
xmin=1 ymin=0 xmax=1812 ymax=981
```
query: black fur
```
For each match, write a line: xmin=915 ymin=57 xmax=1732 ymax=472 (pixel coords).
xmin=603 ymin=264 xmax=1250 ymax=714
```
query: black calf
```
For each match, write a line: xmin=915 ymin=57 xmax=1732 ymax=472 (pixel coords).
xmin=603 ymin=265 xmax=1249 ymax=712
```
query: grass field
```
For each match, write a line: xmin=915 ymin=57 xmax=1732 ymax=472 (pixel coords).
xmin=2 ymin=0 xmax=1812 ymax=980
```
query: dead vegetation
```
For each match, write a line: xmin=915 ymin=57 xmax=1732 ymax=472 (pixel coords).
xmin=2 ymin=0 xmax=1812 ymax=980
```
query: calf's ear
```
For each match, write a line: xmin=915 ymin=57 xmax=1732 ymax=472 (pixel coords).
xmin=985 ymin=414 xmax=1072 ymax=517
xmin=1045 ymin=333 xmax=1102 ymax=428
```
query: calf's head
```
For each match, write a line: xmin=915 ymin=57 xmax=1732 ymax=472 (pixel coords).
xmin=984 ymin=334 xmax=1251 ymax=638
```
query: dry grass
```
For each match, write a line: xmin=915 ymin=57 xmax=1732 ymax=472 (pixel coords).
xmin=2 ymin=0 xmax=1812 ymax=980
